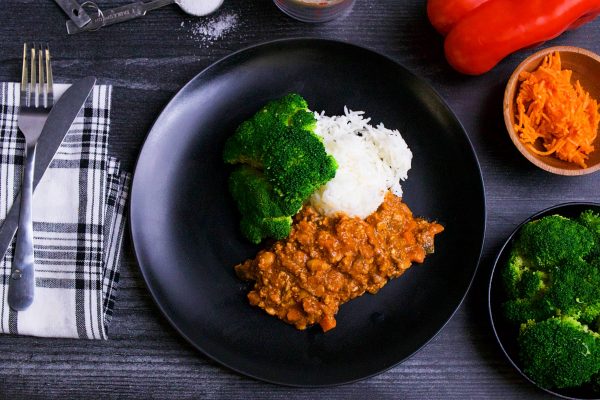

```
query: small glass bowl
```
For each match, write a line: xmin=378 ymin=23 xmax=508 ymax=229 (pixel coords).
xmin=273 ymin=0 xmax=356 ymax=23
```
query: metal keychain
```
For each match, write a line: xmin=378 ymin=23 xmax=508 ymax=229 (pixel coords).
xmin=66 ymin=0 xmax=177 ymax=34
xmin=53 ymin=0 xmax=91 ymax=28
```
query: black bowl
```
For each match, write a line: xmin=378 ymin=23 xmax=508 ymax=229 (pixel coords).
xmin=489 ymin=202 xmax=600 ymax=399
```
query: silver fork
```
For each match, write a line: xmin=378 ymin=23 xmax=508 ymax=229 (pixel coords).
xmin=7 ymin=43 xmax=54 ymax=311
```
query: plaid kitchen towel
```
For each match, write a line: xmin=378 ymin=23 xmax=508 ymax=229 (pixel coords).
xmin=0 ymin=82 xmax=130 ymax=339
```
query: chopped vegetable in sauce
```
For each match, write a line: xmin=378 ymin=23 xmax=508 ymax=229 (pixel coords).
xmin=235 ymin=192 xmax=443 ymax=332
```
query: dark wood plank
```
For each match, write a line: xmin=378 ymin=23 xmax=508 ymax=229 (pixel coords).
xmin=0 ymin=0 xmax=598 ymax=398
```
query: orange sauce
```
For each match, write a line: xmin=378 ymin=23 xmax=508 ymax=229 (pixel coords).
xmin=235 ymin=192 xmax=444 ymax=332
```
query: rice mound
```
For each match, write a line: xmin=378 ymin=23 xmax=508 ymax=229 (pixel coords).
xmin=310 ymin=108 xmax=412 ymax=219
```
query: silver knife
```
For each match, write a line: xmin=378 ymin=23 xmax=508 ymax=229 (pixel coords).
xmin=0 ymin=77 xmax=97 ymax=262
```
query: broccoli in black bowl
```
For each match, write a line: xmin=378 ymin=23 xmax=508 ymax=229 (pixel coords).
xmin=489 ymin=204 xmax=600 ymax=398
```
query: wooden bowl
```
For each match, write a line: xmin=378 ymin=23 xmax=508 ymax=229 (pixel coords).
xmin=504 ymin=46 xmax=600 ymax=176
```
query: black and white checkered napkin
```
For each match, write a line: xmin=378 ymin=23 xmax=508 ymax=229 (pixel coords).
xmin=0 ymin=82 xmax=130 ymax=339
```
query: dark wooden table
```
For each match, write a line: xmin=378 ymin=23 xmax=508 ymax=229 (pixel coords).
xmin=0 ymin=0 xmax=599 ymax=398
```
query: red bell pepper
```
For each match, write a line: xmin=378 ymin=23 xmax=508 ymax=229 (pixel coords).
xmin=427 ymin=0 xmax=488 ymax=35
xmin=428 ymin=0 xmax=600 ymax=75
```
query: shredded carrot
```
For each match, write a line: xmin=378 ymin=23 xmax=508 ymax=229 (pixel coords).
xmin=514 ymin=52 xmax=600 ymax=168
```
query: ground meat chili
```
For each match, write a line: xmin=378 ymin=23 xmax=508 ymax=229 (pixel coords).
xmin=235 ymin=192 xmax=444 ymax=332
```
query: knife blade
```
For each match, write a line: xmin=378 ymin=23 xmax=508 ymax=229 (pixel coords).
xmin=0 ymin=76 xmax=96 ymax=261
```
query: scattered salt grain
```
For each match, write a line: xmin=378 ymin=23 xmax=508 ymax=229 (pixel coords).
xmin=189 ymin=13 xmax=239 ymax=45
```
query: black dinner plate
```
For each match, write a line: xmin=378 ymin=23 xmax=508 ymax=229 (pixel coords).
xmin=489 ymin=203 xmax=600 ymax=399
xmin=130 ymin=38 xmax=486 ymax=386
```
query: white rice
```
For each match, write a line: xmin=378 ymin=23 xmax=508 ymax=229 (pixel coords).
xmin=310 ymin=107 xmax=412 ymax=219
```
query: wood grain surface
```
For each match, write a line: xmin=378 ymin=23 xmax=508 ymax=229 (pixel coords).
xmin=0 ymin=0 xmax=599 ymax=398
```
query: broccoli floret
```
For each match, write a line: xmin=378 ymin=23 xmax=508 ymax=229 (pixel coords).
xmin=502 ymin=261 xmax=551 ymax=324
xmin=223 ymin=94 xmax=337 ymax=243
xmin=265 ymin=123 xmax=336 ymax=207
xmin=579 ymin=210 xmax=600 ymax=259
xmin=224 ymin=93 xmax=336 ymax=209
xmin=518 ymin=317 xmax=600 ymax=389
xmin=548 ymin=258 xmax=600 ymax=323
xmin=501 ymin=214 xmax=599 ymax=324
xmin=228 ymin=166 xmax=292 ymax=244
xmin=503 ymin=298 xmax=554 ymax=323
xmin=520 ymin=270 xmax=547 ymax=298
xmin=580 ymin=209 xmax=600 ymax=236
xmin=518 ymin=215 xmax=595 ymax=268
xmin=502 ymin=247 xmax=551 ymax=323
xmin=502 ymin=249 xmax=547 ymax=299
xmin=229 ymin=166 xmax=285 ymax=217
xmin=222 ymin=120 xmax=264 ymax=169
xmin=502 ymin=250 xmax=527 ymax=298
xmin=259 ymin=92 xmax=308 ymax=128
xmin=223 ymin=95 xmax=307 ymax=167
xmin=239 ymin=215 xmax=291 ymax=245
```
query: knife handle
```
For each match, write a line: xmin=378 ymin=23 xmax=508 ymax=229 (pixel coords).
xmin=0 ymin=196 xmax=20 ymax=264
xmin=7 ymin=143 xmax=37 ymax=311
xmin=0 ymin=160 xmax=44 ymax=270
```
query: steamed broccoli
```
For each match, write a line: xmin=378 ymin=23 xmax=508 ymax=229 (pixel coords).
xmin=580 ymin=209 xmax=600 ymax=236
xmin=519 ymin=317 xmax=600 ymax=389
xmin=502 ymin=250 xmax=546 ymax=299
xmin=503 ymin=297 xmax=554 ymax=324
xmin=517 ymin=215 xmax=595 ymax=268
xmin=580 ymin=210 xmax=600 ymax=259
xmin=228 ymin=166 xmax=292 ymax=243
xmin=239 ymin=215 xmax=291 ymax=245
xmin=501 ymin=248 xmax=552 ymax=323
xmin=223 ymin=94 xmax=337 ymax=243
xmin=502 ymin=214 xmax=598 ymax=323
xmin=548 ymin=257 xmax=600 ymax=323
xmin=501 ymin=211 xmax=600 ymax=391
xmin=223 ymin=93 xmax=309 ymax=169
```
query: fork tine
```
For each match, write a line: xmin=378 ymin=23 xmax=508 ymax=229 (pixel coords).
xmin=30 ymin=44 xmax=36 ymax=108
xmin=45 ymin=45 xmax=53 ymax=107
xmin=20 ymin=43 xmax=28 ymax=107
xmin=38 ymin=44 xmax=45 ymax=109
